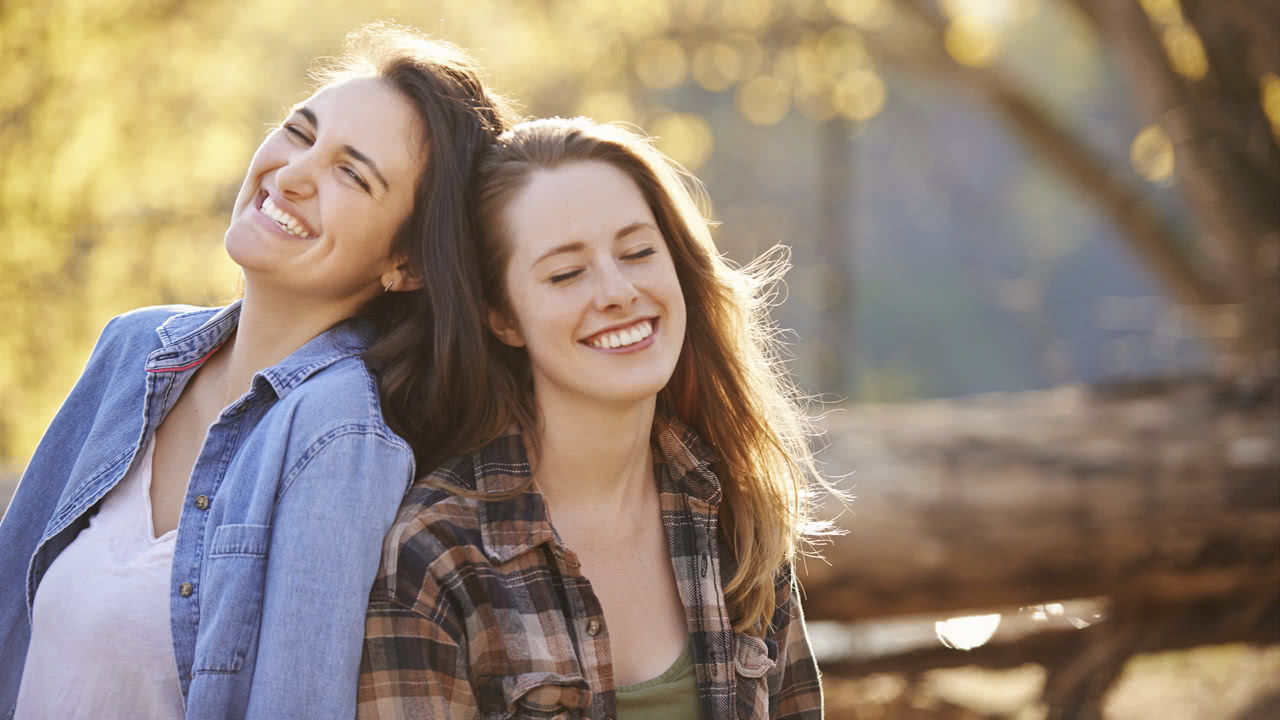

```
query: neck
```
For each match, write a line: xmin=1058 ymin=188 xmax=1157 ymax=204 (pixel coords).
xmin=531 ymin=390 xmax=658 ymax=519
xmin=210 ymin=280 xmax=361 ymax=406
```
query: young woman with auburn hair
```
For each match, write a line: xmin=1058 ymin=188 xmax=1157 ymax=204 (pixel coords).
xmin=360 ymin=117 xmax=833 ymax=719
xmin=0 ymin=24 xmax=509 ymax=718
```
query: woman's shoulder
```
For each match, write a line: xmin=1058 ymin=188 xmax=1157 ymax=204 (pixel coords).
xmin=395 ymin=453 xmax=485 ymax=532
xmin=383 ymin=453 xmax=491 ymax=551
xmin=96 ymin=303 xmax=217 ymax=349
xmin=266 ymin=340 xmax=399 ymax=444
xmin=373 ymin=456 xmax=492 ymax=598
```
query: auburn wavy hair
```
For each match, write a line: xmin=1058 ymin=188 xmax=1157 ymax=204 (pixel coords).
xmin=448 ymin=117 xmax=834 ymax=634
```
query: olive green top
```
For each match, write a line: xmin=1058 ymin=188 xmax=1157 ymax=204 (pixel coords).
xmin=615 ymin=641 xmax=703 ymax=720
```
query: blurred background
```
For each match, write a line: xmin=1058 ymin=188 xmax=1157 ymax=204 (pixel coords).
xmin=1 ymin=0 xmax=1277 ymax=717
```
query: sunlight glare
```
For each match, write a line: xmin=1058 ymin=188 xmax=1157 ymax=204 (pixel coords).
xmin=936 ymin=613 xmax=1003 ymax=650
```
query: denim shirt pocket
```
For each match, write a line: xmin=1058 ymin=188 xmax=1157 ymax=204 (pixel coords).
xmin=733 ymin=632 xmax=777 ymax=720
xmin=192 ymin=523 xmax=272 ymax=674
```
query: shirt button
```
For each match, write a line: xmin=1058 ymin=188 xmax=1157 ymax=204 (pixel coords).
xmin=586 ymin=619 xmax=601 ymax=636
xmin=194 ymin=495 xmax=210 ymax=510
xmin=179 ymin=582 xmax=193 ymax=597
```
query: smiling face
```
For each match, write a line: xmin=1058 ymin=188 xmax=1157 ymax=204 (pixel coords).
xmin=489 ymin=160 xmax=687 ymax=410
xmin=224 ymin=76 xmax=425 ymax=308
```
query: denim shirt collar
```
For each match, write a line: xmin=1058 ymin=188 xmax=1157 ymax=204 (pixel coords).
xmin=474 ymin=413 xmax=721 ymax=565
xmin=145 ymin=300 xmax=373 ymax=401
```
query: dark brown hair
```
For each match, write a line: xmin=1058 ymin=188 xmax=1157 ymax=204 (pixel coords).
xmin=312 ymin=23 xmax=515 ymax=471
xmin=427 ymin=117 xmax=834 ymax=634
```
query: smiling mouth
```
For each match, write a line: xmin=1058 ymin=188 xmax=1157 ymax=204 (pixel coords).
xmin=582 ymin=318 xmax=657 ymax=350
xmin=256 ymin=190 xmax=314 ymax=238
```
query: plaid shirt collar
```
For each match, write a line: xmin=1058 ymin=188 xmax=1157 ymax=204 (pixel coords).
xmin=473 ymin=412 xmax=722 ymax=565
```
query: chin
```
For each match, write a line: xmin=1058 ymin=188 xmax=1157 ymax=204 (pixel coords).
xmin=223 ymin=224 xmax=271 ymax=272
xmin=586 ymin=376 xmax=673 ymax=407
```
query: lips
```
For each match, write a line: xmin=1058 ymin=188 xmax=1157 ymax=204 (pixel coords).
xmin=255 ymin=189 xmax=317 ymax=238
xmin=582 ymin=318 xmax=657 ymax=350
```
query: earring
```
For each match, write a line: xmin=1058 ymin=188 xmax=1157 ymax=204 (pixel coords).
xmin=384 ymin=278 xmax=395 ymax=293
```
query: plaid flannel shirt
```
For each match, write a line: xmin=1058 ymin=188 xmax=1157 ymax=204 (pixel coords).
xmin=359 ymin=414 xmax=823 ymax=719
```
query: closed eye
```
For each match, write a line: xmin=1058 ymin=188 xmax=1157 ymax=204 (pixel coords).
xmin=550 ymin=269 xmax=584 ymax=284
xmin=283 ymin=124 xmax=312 ymax=143
xmin=341 ymin=166 xmax=372 ymax=192
xmin=622 ymin=247 xmax=656 ymax=260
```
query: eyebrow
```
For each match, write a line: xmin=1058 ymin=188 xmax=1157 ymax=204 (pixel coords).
xmin=296 ymin=107 xmax=390 ymax=192
xmin=530 ymin=222 xmax=658 ymax=268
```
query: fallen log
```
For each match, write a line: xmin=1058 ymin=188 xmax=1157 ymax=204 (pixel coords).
xmin=801 ymin=377 xmax=1280 ymax=621
xmin=814 ymin=593 xmax=1280 ymax=677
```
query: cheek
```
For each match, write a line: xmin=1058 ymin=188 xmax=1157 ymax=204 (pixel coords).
xmin=656 ymin=263 xmax=686 ymax=314
xmin=247 ymin=133 xmax=287 ymax=176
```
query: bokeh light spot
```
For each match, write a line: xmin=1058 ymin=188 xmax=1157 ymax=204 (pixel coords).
xmin=1130 ymin=124 xmax=1175 ymax=182
xmin=942 ymin=0 xmax=1039 ymax=27
xmin=736 ymin=75 xmax=791 ymax=126
xmin=1262 ymin=73 xmax=1280 ymax=143
xmin=818 ymin=27 xmax=871 ymax=75
xmin=795 ymin=85 xmax=837 ymax=122
xmin=833 ymin=69 xmax=886 ymax=121
xmin=1161 ymin=24 xmax=1208 ymax=80
xmin=825 ymin=0 xmax=892 ymax=29
xmin=615 ymin=1 xmax=673 ymax=39
xmin=577 ymin=90 xmax=637 ymax=124
xmin=722 ymin=0 xmax=775 ymax=30
xmin=692 ymin=42 xmax=743 ymax=91
xmin=650 ymin=112 xmax=714 ymax=171
xmin=944 ymin=17 xmax=1002 ymax=67
xmin=634 ymin=38 xmax=689 ymax=89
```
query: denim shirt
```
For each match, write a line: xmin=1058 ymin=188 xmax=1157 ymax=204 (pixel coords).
xmin=0 ymin=302 xmax=415 ymax=719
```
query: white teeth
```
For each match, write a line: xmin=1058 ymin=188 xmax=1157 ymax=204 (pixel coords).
xmin=260 ymin=196 xmax=312 ymax=238
xmin=589 ymin=320 xmax=654 ymax=349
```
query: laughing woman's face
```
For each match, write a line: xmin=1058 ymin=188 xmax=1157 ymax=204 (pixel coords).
xmin=224 ymin=76 xmax=425 ymax=305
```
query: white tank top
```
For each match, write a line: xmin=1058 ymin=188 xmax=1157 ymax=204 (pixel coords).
xmin=16 ymin=436 xmax=186 ymax=718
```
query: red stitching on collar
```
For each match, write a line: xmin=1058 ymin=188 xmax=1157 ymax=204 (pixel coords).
xmin=146 ymin=343 xmax=224 ymax=373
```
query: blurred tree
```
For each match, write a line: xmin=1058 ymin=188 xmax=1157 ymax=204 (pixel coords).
xmin=2 ymin=0 xmax=1276 ymax=460
xmin=1072 ymin=0 xmax=1280 ymax=377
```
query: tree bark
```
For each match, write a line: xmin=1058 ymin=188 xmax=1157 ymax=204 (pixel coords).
xmin=816 ymin=594 xmax=1280 ymax=677
xmin=800 ymin=378 xmax=1280 ymax=621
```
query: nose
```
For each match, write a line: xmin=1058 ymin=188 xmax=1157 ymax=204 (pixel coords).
xmin=591 ymin=258 xmax=639 ymax=312
xmin=274 ymin=151 xmax=317 ymax=200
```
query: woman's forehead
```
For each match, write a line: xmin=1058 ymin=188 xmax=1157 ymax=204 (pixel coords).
xmin=505 ymin=162 xmax=654 ymax=253
xmin=298 ymin=77 xmax=425 ymax=179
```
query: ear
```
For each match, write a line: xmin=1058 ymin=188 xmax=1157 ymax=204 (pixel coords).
xmin=382 ymin=256 xmax=424 ymax=293
xmin=487 ymin=307 xmax=526 ymax=347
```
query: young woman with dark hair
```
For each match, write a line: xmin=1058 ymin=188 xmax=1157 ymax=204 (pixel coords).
xmin=360 ymin=117 xmax=833 ymax=720
xmin=0 ymin=24 xmax=509 ymax=719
